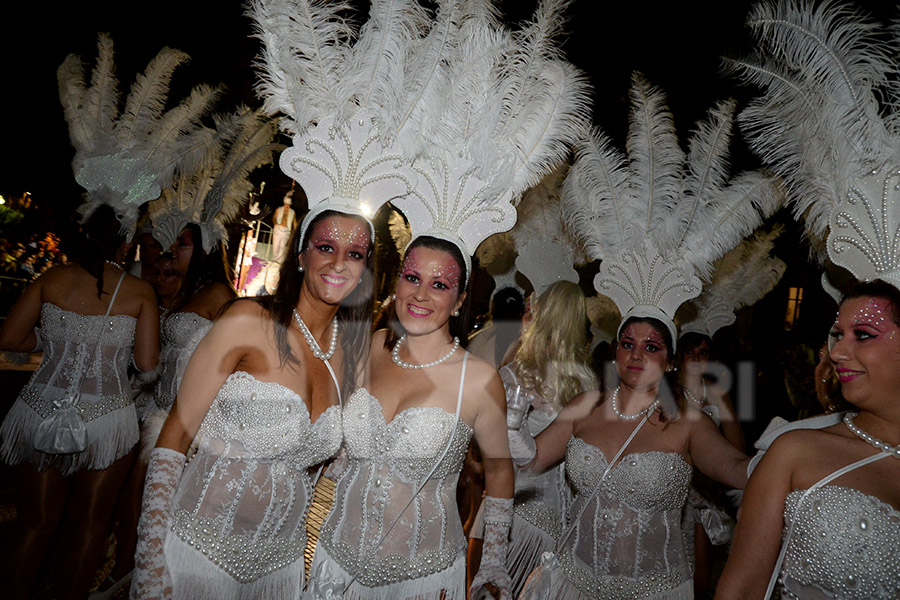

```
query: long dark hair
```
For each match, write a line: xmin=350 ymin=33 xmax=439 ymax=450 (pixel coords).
xmin=169 ymin=223 xmax=235 ymax=315
xmin=384 ymin=235 xmax=473 ymax=350
xmin=256 ymin=210 xmax=374 ymax=400
xmin=75 ymin=204 xmax=127 ymax=298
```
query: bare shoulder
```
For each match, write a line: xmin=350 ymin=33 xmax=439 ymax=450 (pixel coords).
xmin=123 ymin=272 xmax=156 ymax=300
xmin=216 ymin=298 xmax=271 ymax=330
xmin=562 ymin=389 xmax=603 ymax=419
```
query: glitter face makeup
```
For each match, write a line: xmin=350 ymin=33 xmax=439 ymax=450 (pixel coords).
xmin=829 ymin=296 xmax=900 ymax=403
xmin=308 ymin=218 xmax=371 ymax=253
xmin=394 ymin=246 xmax=464 ymax=336
xmin=401 ymin=251 xmax=461 ymax=290
xmin=299 ymin=215 xmax=370 ymax=306
xmin=616 ymin=322 xmax=670 ymax=388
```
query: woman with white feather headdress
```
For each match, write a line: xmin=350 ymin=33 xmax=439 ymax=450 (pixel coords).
xmin=302 ymin=0 xmax=591 ymax=598
xmin=716 ymin=1 xmax=900 ymax=597
xmin=672 ymin=225 xmax=785 ymax=597
xmin=87 ymin=107 xmax=281 ymax=599
xmin=510 ymin=72 xmax=783 ymax=599
xmin=0 ymin=32 xmax=225 ymax=600
xmin=130 ymin=0 xmax=430 ymax=595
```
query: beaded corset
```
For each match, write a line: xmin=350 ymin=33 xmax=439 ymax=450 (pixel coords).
xmin=24 ymin=303 xmax=136 ymax=416
xmin=779 ymin=486 xmax=900 ymax=599
xmin=155 ymin=312 xmax=212 ymax=412
xmin=320 ymin=388 xmax=473 ymax=587
xmin=170 ymin=371 xmax=341 ymax=583
xmin=559 ymin=437 xmax=693 ymax=599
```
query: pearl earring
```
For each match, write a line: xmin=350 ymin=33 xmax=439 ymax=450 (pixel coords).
xmin=391 ymin=294 xmax=396 ymax=301
xmin=452 ymin=309 xmax=460 ymax=317
xmin=298 ymin=265 xmax=304 ymax=272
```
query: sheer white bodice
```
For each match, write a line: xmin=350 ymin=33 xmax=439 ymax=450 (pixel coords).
xmin=318 ymin=388 xmax=473 ymax=587
xmin=29 ymin=303 xmax=136 ymax=411
xmin=559 ymin=437 xmax=693 ymax=598
xmin=779 ymin=485 xmax=900 ymax=599
xmin=0 ymin=303 xmax=138 ymax=474
xmin=170 ymin=371 xmax=341 ymax=583
xmin=155 ymin=312 xmax=212 ymax=412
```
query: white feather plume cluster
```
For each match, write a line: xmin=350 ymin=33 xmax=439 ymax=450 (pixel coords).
xmin=509 ymin=161 xmax=586 ymax=297
xmin=251 ymin=0 xmax=591 ymax=273
xmin=678 ymin=226 xmax=787 ymax=338
xmin=149 ymin=107 xmax=283 ymax=253
xmin=726 ymin=0 xmax=900 ymax=288
xmin=58 ymin=33 xmax=222 ymax=237
xmin=561 ymin=72 xmax=784 ymax=341
xmin=392 ymin=0 xmax=593 ymax=277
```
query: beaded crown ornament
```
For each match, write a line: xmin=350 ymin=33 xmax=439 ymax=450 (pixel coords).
xmin=726 ymin=0 xmax=900 ymax=291
xmin=58 ymin=33 xmax=222 ymax=238
xmin=510 ymin=162 xmax=584 ymax=297
xmin=678 ymin=226 xmax=786 ymax=338
xmin=149 ymin=107 xmax=283 ymax=253
xmin=249 ymin=0 xmax=427 ymax=249
xmin=562 ymin=73 xmax=784 ymax=350
xmin=390 ymin=0 xmax=592 ymax=284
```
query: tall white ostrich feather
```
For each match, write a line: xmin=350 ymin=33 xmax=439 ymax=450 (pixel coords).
xmin=58 ymin=33 xmax=222 ymax=237
xmin=725 ymin=0 xmax=900 ymax=269
xmin=561 ymin=72 xmax=784 ymax=343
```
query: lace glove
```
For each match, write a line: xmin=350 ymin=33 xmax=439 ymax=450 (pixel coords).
xmin=507 ymin=421 xmax=536 ymax=467
xmin=469 ymin=496 xmax=513 ymax=600
xmin=131 ymin=447 xmax=185 ymax=600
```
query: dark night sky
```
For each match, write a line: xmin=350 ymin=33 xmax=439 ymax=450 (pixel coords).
xmin=0 ymin=0 xmax=894 ymax=222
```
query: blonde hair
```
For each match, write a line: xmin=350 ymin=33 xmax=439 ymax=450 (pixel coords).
xmin=513 ymin=281 xmax=597 ymax=411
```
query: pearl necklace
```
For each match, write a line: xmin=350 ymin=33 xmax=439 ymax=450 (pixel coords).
xmin=105 ymin=260 xmax=124 ymax=271
xmin=684 ymin=379 xmax=707 ymax=407
xmin=843 ymin=412 xmax=900 ymax=459
xmin=610 ymin=387 xmax=659 ymax=421
xmin=392 ymin=335 xmax=460 ymax=370
xmin=292 ymin=309 xmax=338 ymax=361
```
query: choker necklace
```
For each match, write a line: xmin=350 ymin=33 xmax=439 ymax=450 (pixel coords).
xmin=843 ymin=412 xmax=900 ymax=459
xmin=105 ymin=260 xmax=124 ymax=271
xmin=684 ymin=379 xmax=707 ymax=407
xmin=292 ymin=309 xmax=338 ymax=361
xmin=392 ymin=334 xmax=460 ymax=370
xmin=611 ymin=387 xmax=659 ymax=421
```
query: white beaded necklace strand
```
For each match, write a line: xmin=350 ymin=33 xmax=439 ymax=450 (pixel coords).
xmin=684 ymin=378 xmax=707 ymax=407
xmin=392 ymin=334 xmax=460 ymax=370
xmin=292 ymin=309 xmax=338 ymax=361
xmin=844 ymin=412 xmax=900 ymax=459
xmin=611 ymin=387 xmax=660 ymax=421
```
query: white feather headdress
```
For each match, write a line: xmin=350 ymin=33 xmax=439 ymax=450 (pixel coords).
xmin=562 ymin=73 xmax=784 ymax=349
xmin=726 ymin=0 xmax=900 ymax=289
xmin=678 ymin=226 xmax=787 ymax=338
xmin=148 ymin=107 xmax=283 ymax=253
xmin=391 ymin=0 xmax=592 ymax=283
xmin=58 ymin=33 xmax=222 ymax=237
xmin=509 ymin=162 xmax=584 ymax=297
xmin=249 ymin=0 xmax=426 ymax=246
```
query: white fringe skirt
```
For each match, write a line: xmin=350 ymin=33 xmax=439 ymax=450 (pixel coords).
xmin=307 ymin=544 xmax=466 ymax=600
xmin=166 ymin=531 xmax=305 ymax=600
xmin=0 ymin=390 xmax=138 ymax=475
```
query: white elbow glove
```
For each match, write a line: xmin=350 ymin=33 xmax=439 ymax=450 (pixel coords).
xmin=469 ymin=495 xmax=513 ymax=600
xmin=507 ymin=423 xmax=536 ymax=466
xmin=131 ymin=447 xmax=185 ymax=600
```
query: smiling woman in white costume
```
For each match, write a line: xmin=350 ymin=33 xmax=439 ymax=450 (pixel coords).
xmin=716 ymin=1 xmax=900 ymax=597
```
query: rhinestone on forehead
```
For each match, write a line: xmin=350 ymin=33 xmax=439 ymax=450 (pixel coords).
xmin=620 ymin=323 xmax=667 ymax=347
xmin=308 ymin=217 xmax=371 ymax=251
xmin=402 ymin=249 xmax=461 ymax=289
